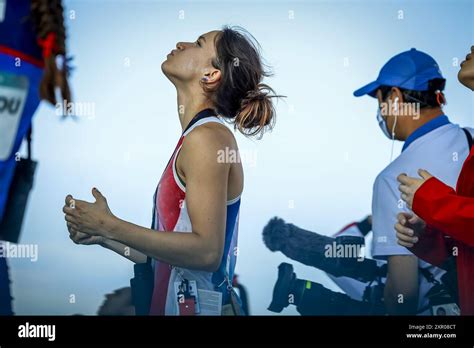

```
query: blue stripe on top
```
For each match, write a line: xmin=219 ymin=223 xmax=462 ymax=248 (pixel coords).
xmin=212 ymin=198 xmax=240 ymax=302
xmin=402 ymin=115 xmax=451 ymax=152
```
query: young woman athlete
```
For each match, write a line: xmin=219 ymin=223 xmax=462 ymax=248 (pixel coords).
xmin=63 ymin=27 xmax=280 ymax=315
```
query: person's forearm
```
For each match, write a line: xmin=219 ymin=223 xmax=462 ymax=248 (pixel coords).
xmin=99 ymin=238 xmax=147 ymax=264
xmin=384 ymin=280 xmax=419 ymax=315
xmin=384 ymin=256 xmax=419 ymax=315
xmin=102 ymin=216 xmax=220 ymax=272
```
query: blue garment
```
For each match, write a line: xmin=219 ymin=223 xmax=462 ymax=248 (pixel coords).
xmin=0 ymin=52 xmax=42 ymax=316
xmin=0 ymin=0 xmax=42 ymax=61
xmin=0 ymin=52 xmax=42 ymax=222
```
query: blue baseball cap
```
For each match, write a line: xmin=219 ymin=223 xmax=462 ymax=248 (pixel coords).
xmin=353 ymin=48 xmax=445 ymax=98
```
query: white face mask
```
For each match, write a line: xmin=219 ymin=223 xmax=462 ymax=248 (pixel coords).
xmin=377 ymin=97 xmax=399 ymax=161
xmin=377 ymin=97 xmax=399 ymax=140
xmin=377 ymin=107 xmax=392 ymax=139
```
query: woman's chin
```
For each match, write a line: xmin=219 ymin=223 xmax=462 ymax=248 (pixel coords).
xmin=161 ymin=59 xmax=169 ymax=73
xmin=458 ymin=69 xmax=474 ymax=91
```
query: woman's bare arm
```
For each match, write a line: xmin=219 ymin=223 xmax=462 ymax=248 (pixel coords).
xmin=100 ymin=238 xmax=148 ymax=264
xmin=67 ymin=229 xmax=147 ymax=264
xmin=64 ymin=125 xmax=232 ymax=271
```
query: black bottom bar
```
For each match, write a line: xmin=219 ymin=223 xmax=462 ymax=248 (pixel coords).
xmin=0 ymin=315 xmax=473 ymax=346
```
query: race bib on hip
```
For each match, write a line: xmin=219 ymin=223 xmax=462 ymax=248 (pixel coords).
xmin=0 ymin=72 xmax=29 ymax=161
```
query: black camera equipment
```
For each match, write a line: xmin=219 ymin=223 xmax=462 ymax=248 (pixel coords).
xmin=268 ymin=262 xmax=386 ymax=315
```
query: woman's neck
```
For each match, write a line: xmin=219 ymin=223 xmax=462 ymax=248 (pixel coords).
xmin=176 ymin=85 xmax=214 ymax=132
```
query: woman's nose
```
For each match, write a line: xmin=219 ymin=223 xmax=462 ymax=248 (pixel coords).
xmin=176 ymin=42 xmax=193 ymax=50
xmin=176 ymin=42 xmax=190 ymax=50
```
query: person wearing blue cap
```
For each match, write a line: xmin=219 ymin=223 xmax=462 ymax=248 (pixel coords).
xmin=354 ymin=48 xmax=473 ymax=315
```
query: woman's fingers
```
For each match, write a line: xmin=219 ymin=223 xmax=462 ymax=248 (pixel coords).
xmin=69 ymin=230 xmax=97 ymax=245
xmin=395 ymin=222 xmax=419 ymax=247
xmin=397 ymin=174 xmax=416 ymax=185
xmin=69 ymin=230 xmax=87 ymax=243
xmin=63 ymin=204 xmax=79 ymax=217
xmin=418 ymin=169 xmax=433 ymax=180
xmin=75 ymin=235 xmax=89 ymax=243
xmin=68 ymin=225 xmax=85 ymax=239
xmin=397 ymin=212 xmax=412 ymax=225
xmin=64 ymin=195 xmax=86 ymax=210
xmin=395 ymin=222 xmax=414 ymax=236
xmin=400 ymin=193 xmax=412 ymax=207
xmin=64 ymin=197 xmax=82 ymax=239
xmin=65 ymin=196 xmax=78 ymax=237
xmin=67 ymin=222 xmax=78 ymax=233
xmin=408 ymin=214 xmax=423 ymax=226
xmin=398 ymin=184 xmax=412 ymax=195
xmin=396 ymin=229 xmax=418 ymax=243
xmin=65 ymin=194 xmax=73 ymax=206
xmin=64 ymin=214 xmax=78 ymax=224
xmin=397 ymin=239 xmax=414 ymax=248
xmin=69 ymin=232 xmax=80 ymax=243
xmin=395 ymin=220 xmax=419 ymax=248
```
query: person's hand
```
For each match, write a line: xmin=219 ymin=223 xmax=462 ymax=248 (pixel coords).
xmin=69 ymin=229 xmax=105 ymax=246
xmin=397 ymin=169 xmax=433 ymax=209
xmin=63 ymin=188 xmax=116 ymax=237
xmin=395 ymin=212 xmax=426 ymax=248
xmin=64 ymin=193 xmax=105 ymax=245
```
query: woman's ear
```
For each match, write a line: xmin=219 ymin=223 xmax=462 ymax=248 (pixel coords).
xmin=200 ymin=69 xmax=221 ymax=90
xmin=205 ymin=69 xmax=221 ymax=84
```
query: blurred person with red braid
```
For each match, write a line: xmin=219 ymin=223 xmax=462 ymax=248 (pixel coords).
xmin=0 ymin=0 xmax=71 ymax=315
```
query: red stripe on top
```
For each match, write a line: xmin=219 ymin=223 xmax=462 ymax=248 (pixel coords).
xmin=149 ymin=137 xmax=186 ymax=315
xmin=0 ymin=46 xmax=44 ymax=68
xmin=157 ymin=138 xmax=185 ymax=231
